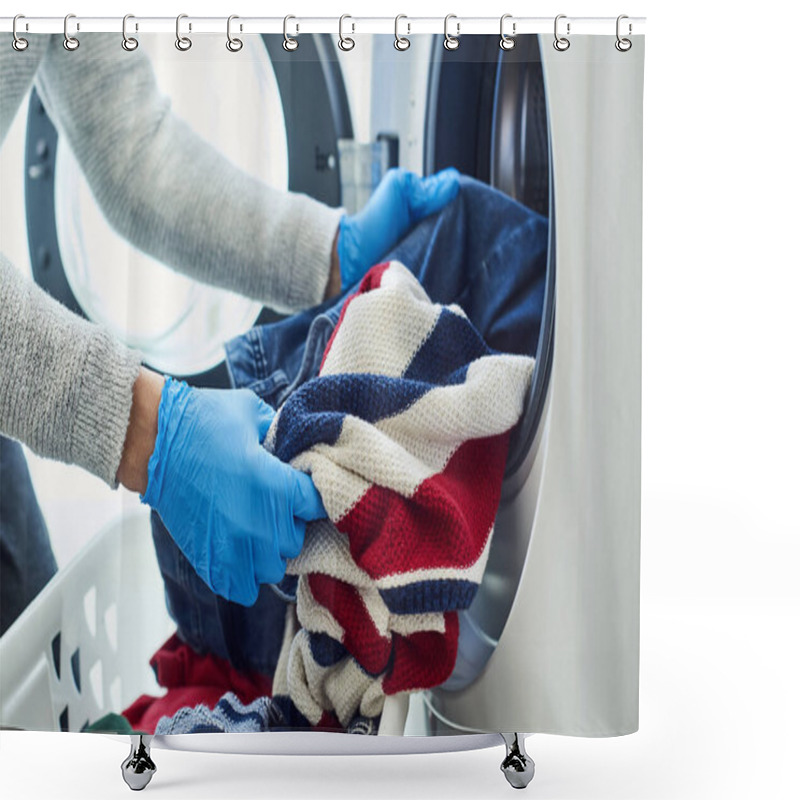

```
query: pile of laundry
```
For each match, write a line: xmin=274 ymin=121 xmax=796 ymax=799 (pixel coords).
xmin=118 ymin=262 xmax=534 ymax=735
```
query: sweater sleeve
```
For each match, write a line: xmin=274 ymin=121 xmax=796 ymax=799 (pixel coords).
xmin=34 ymin=34 xmax=343 ymax=314
xmin=0 ymin=255 xmax=142 ymax=486
xmin=0 ymin=35 xmax=49 ymax=145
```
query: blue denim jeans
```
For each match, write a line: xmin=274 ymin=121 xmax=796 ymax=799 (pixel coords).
xmin=0 ymin=435 xmax=58 ymax=637
xmin=152 ymin=176 xmax=548 ymax=676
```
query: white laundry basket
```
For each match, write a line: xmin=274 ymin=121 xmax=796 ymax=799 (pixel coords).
xmin=0 ymin=510 xmax=415 ymax=739
xmin=0 ymin=512 xmax=175 ymax=732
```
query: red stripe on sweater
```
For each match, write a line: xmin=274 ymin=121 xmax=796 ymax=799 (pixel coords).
xmin=317 ymin=710 xmax=343 ymax=731
xmin=309 ymin=575 xmax=459 ymax=694
xmin=382 ymin=612 xmax=460 ymax=694
xmin=319 ymin=262 xmax=392 ymax=373
xmin=337 ymin=433 xmax=510 ymax=579
xmin=308 ymin=573 xmax=393 ymax=676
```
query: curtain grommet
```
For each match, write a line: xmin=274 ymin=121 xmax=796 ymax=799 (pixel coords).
xmin=63 ymin=13 xmax=80 ymax=51
xmin=12 ymin=15 xmax=29 ymax=51
xmin=615 ymin=15 xmax=632 ymax=51
xmin=226 ymin=15 xmax=243 ymax=52
xmin=553 ymin=14 xmax=570 ymax=51
xmin=338 ymin=14 xmax=355 ymax=51
xmin=122 ymin=14 xmax=139 ymax=51
xmin=443 ymin=14 xmax=460 ymax=51
xmin=283 ymin=15 xmax=299 ymax=52
xmin=175 ymin=13 xmax=192 ymax=51
xmin=394 ymin=15 xmax=410 ymax=51
xmin=499 ymin=14 xmax=516 ymax=51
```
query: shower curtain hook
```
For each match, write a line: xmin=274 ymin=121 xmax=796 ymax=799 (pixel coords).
xmin=499 ymin=14 xmax=516 ymax=51
xmin=338 ymin=15 xmax=355 ymax=51
xmin=12 ymin=15 xmax=29 ymax=51
xmin=553 ymin=14 xmax=570 ymax=51
xmin=226 ymin=15 xmax=243 ymax=52
xmin=394 ymin=15 xmax=411 ymax=51
xmin=443 ymin=14 xmax=460 ymax=51
xmin=63 ymin=13 xmax=80 ymax=51
xmin=615 ymin=14 xmax=632 ymax=51
xmin=283 ymin=15 xmax=299 ymax=51
xmin=122 ymin=14 xmax=139 ymax=51
xmin=175 ymin=14 xmax=192 ymax=51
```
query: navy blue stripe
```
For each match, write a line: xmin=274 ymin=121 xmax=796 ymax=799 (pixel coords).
xmin=273 ymin=400 xmax=345 ymax=463
xmin=379 ymin=580 xmax=479 ymax=615
xmin=403 ymin=307 xmax=490 ymax=385
xmin=270 ymin=695 xmax=313 ymax=730
xmin=309 ymin=632 xmax=387 ymax=680
xmin=216 ymin=696 xmax=268 ymax=729
xmin=190 ymin=723 xmax=227 ymax=733
xmin=273 ymin=374 xmax=430 ymax=462
xmin=272 ymin=309 xmax=492 ymax=464
xmin=308 ymin=631 xmax=348 ymax=666
xmin=272 ymin=574 xmax=298 ymax=603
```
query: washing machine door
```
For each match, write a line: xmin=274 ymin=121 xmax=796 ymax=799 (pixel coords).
xmin=423 ymin=34 xmax=556 ymax=696
xmin=25 ymin=34 xmax=353 ymax=388
xmin=426 ymin=33 xmax=554 ymax=470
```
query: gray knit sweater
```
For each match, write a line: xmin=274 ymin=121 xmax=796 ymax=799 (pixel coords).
xmin=0 ymin=34 xmax=342 ymax=486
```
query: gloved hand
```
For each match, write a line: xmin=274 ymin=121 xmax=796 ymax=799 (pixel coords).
xmin=337 ymin=167 xmax=460 ymax=289
xmin=141 ymin=377 xmax=326 ymax=607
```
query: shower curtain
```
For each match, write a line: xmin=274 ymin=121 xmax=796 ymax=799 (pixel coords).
xmin=0 ymin=21 xmax=643 ymax=744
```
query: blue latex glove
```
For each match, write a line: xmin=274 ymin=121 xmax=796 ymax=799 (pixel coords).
xmin=141 ymin=377 xmax=326 ymax=607
xmin=337 ymin=167 xmax=460 ymax=289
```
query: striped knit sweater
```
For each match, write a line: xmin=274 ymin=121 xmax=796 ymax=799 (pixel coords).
xmin=154 ymin=261 xmax=534 ymax=733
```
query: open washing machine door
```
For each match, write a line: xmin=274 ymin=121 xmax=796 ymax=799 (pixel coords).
xmin=24 ymin=33 xmax=354 ymax=388
xmin=394 ymin=34 xmax=557 ymax=735
xmin=419 ymin=34 xmax=642 ymax=738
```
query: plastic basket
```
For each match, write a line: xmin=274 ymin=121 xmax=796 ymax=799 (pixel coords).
xmin=0 ymin=512 xmax=413 ymax=739
xmin=0 ymin=512 xmax=175 ymax=732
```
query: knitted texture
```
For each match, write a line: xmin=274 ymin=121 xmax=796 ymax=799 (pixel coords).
xmin=266 ymin=262 xmax=535 ymax=729
xmin=155 ymin=692 xmax=279 ymax=735
xmin=121 ymin=632 xmax=273 ymax=734
xmin=153 ymin=690 xmax=378 ymax=735
xmin=0 ymin=255 xmax=141 ymax=486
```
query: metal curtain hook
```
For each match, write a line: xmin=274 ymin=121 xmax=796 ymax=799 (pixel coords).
xmin=175 ymin=14 xmax=192 ymax=51
xmin=12 ymin=14 xmax=29 ymax=51
xmin=443 ymin=14 xmax=460 ymax=51
xmin=394 ymin=15 xmax=410 ymax=51
xmin=63 ymin=13 xmax=79 ymax=51
xmin=500 ymin=14 xmax=516 ymax=51
xmin=226 ymin=15 xmax=243 ymax=52
xmin=283 ymin=15 xmax=299 ymax=51
xmin=338 ymin=14 xmax=355 ymax=51
xmin=615 ymin=14 xmax=632 ymax=51
xmin=122 ymin=14 xmax=139 ymax=51
xmin=553 ymin=14 xmax=570 ymax=51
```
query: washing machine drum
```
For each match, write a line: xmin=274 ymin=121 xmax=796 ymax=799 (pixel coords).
xmin=425 ymin=34 xmax=550 ymax=218
xmin=423 ymin=34 xmax=555 ymax=692
xmin=425 ymin=34 xmax=555 ymax=475
xmin=25 ymin=34 xmax=352 ymax=388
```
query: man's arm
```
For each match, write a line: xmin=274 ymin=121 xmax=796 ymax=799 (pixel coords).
xmin=0 ymin=34 xmax=49 ymax=145
xmin=115 ymin=366 xmax=164 ymax=493
xmin=0 ymin=255 xmax=141 ymax=486
xmin=35 ymin=34 xmax=343 ymax=314
xmin=324 ymin=231 xmax=342 ymax=300
xmin=1 ymin=254 xmax=326 ymax=606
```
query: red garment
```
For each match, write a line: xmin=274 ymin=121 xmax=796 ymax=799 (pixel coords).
xmin=122 ymin=633 xmax=273 ymax=734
